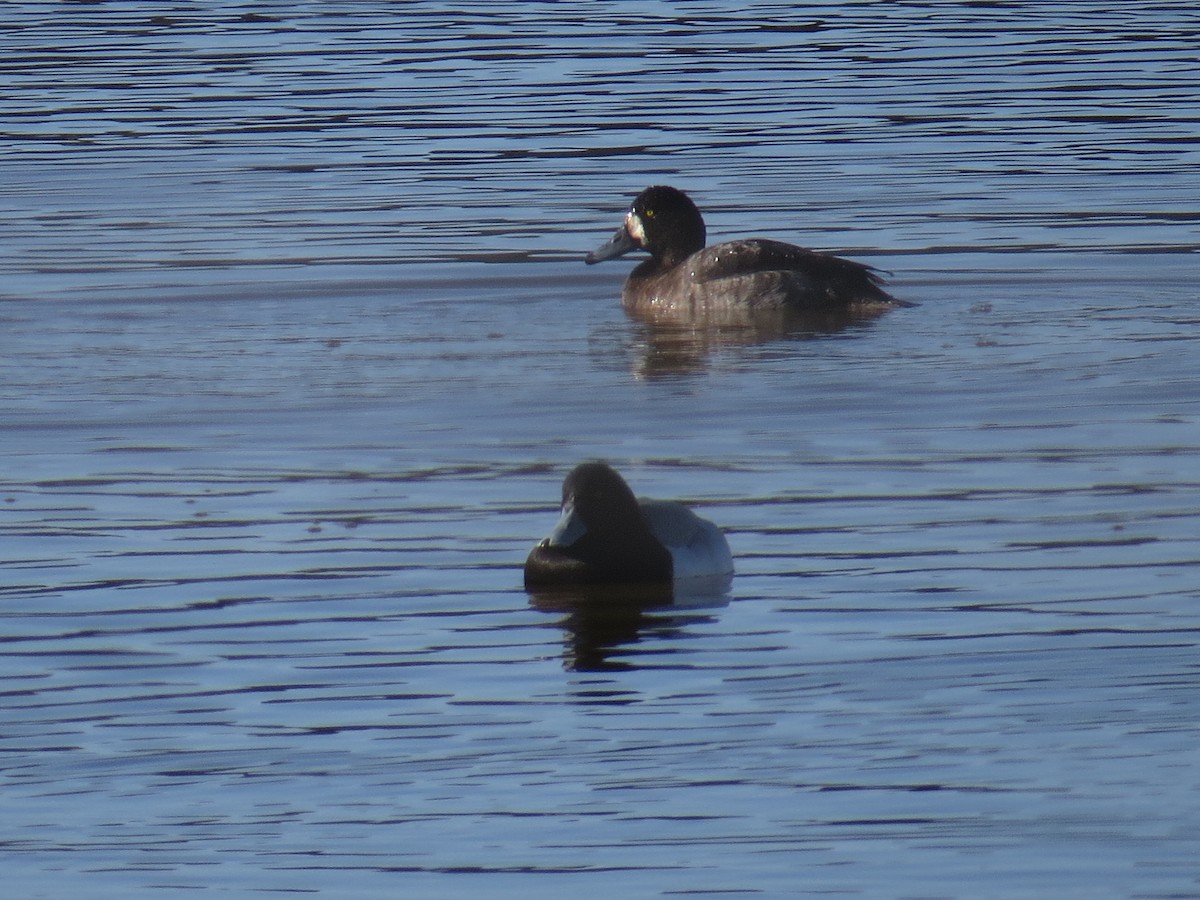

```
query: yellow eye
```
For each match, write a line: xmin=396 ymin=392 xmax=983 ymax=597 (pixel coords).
xmin=644 ymin=207 xmax=655 ymax=218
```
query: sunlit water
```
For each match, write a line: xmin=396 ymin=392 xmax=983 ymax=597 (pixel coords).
xmin=2 ymin=3 xmax=1199 ymax=898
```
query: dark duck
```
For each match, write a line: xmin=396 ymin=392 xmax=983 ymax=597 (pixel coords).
xmin=587 ymin=185 xmax=902 ymax=323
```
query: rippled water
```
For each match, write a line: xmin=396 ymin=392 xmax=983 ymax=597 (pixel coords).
xmin=3 ymin=3 xmax=1199 ymax=897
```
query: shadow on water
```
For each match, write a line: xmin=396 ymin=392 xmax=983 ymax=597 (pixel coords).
xmin=527 ymin=577 xmax=732 ymax=672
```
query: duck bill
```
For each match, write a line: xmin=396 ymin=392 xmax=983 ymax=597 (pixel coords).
xmin=585 ymin=224 xmax=639 ymax=264
xmin=544 ymin=499 xmax=587 ymax=547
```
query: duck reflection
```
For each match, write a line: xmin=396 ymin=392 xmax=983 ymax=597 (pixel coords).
xmin=527 ymin=577 xmax=732 ymax=672
xmin=627 ymin=303 xmax=899 ymax=378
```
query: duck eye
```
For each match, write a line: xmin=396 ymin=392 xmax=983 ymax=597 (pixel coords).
xmin=643 ymin=207 xmax=655 ymax=218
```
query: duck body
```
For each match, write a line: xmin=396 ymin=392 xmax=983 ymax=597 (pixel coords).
xmin=587 ymin=185 xmax=899 ymax=321
xmin=524 ymin=462 xmax=733 ymax=588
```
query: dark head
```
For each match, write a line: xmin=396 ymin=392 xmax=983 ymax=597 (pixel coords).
xmin=586 ymin=185 xmax=707 ymax=269
xmin=524 ymin=462 xmax=673 ymax=587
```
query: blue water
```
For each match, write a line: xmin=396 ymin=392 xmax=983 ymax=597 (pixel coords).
xmin=2 ymin=3 xmax=1199 ymax=897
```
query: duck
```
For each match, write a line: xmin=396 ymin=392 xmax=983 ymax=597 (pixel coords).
xmin=524 ymin=462 xmax=734 ymax=588
xmin=586 ymin=185 xmax=900 ymax=320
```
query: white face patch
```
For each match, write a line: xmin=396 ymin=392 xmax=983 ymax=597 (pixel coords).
xmin=625 ymin=210 xmax=646 ymax=246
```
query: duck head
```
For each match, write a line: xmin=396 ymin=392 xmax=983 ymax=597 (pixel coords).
xmin=586 ymin=185 xmax=707 ymax=269
xmin=524 ymin=462 xmax=672 ymax=587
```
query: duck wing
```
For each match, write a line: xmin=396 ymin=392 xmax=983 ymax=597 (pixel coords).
xmin=689 ymin=239 xmax=893 ymax=304
xmin=639 ymin=500 xmax=734 ymax=579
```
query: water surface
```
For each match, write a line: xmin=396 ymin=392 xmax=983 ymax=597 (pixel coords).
xmin=2 ymin=3 xmax=1199 ymax=897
